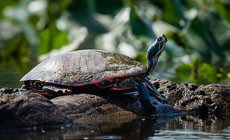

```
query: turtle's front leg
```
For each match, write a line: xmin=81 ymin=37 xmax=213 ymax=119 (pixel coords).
xmin=21 ymin=84 xmax=27 ymax=89
xmin=144 ymin=78 xmax=167 ymax=103
xmin=132 ymin=82 xmax=157 ymax=113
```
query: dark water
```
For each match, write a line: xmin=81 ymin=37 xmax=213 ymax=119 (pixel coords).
xmin=0 ymin=67 xmax=23 ymax=88
xmin=0 ymin=115 xmax=230 ymax=140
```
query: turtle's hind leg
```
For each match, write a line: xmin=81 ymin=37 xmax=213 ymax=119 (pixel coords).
xmin=144 ymin=78 xmax=167 ymax=103
xmin=132 ymin=82 xmax=157 ymax=113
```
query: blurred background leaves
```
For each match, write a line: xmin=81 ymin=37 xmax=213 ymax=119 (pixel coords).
xmin=0 ymin=0 xmax=230 ymax=87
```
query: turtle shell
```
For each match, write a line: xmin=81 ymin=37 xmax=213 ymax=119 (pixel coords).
xmin=20 ymin=50 xmax=147 ymax=89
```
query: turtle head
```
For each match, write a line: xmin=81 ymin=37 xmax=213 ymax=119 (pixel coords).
xmin=146 ymin=34 xmax=167 ymax=75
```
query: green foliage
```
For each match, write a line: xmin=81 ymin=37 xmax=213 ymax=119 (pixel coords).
xmin=0 ymin=0 xmax=70 ymax=72
xmin=134 ymin=54 xmax=146 ymax=65
xmin=38 ymin=23 xmax=68 ymax=56
xmin=214 ymin=0 xmax=230 ymax=22
xmin=175 ymin=59 xmax=228 ymax=84
xmin=95 ymin=0 xmax=124 ymax=15
xmin=183 ymin=11 xmax=230 ymax=67
xmin=0 ymin=35 xmax=28 ymax=73
xmin=0 ymin=0 xmax=18 ymax=18
xmin=150 ymin=0 xmax=185 ymax=27
xmin=129 ymin=7 xmax=155 ymax=38
xmin=0 ymin=0 xmax=230 ymax=85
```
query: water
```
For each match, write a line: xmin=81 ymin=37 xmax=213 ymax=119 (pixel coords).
xmin=0 ymin=67 xmax=23 ymax=88
xmin=0 ymin=115 xmax=230 ymax=139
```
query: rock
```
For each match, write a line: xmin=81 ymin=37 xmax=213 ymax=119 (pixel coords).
xmin=0 ymin=88 xmax=71 ymax=129
xmin=151 ymin=79 xmax=230 ymax=116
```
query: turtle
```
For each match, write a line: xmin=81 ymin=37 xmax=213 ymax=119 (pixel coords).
xmin=20 ymin=34 xmax=167 ymax=113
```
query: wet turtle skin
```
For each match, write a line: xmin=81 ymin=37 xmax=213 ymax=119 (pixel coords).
xmin=21 ymin=50 xmax=148 ymax=95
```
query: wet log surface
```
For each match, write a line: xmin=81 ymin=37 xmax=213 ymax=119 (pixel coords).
xmin=0 ymin=79 xmax=229 ymax=129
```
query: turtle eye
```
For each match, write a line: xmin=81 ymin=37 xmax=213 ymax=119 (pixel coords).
xmin=157 ymin=37 xmax=162 ymax=41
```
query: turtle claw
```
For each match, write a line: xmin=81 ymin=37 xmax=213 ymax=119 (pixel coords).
xmin=147 ymin=87 xmax=167 ymax=104
xmin=144 ymin=78 xmax=167 ymax=103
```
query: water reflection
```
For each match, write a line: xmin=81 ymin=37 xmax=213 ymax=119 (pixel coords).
xmin=0 ymin=67 xmax=23 ymax=88
xmin=1 ymin=115 xmax=230 ymax=139
xmin=153 ymin=115 xmax=230 ymax=139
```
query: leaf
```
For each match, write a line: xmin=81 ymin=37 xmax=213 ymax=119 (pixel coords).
xmin=200 ymin=63 xmax=218 ymax=83
xmin=214 ymin=0 xmax=230 ymax=22
xmin=129 ymin=7 xmax=155 ymax=38
xmin=58 ymin=0 xmax=71 ymax=12
xmin=133 ymin=53 xmax=146 ymax=65
xmin=95 ymin=0 xmax=124 ymax=15
xmin=151 ymin=0 xmax=185 ymax=27
xmin=37 ymin=23 xmax=68 ymax=56
xmin=175 ymin=64 xmax=191 ymax=80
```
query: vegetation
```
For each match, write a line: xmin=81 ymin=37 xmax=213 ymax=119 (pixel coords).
xmin=0 ymin=0 xmax=230 ymax=85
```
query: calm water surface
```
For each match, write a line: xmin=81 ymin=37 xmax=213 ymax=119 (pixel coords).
xmin=0 ymin=67 xmax=23 ymax=88
xmin=0 ymin=115 xmax=230 ymax=140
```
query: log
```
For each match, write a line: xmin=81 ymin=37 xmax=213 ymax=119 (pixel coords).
xmin=0 ymin=79 xmax=229 ymax=128
xmin=151 ymin=79 xmax=230 ymax=116
xmin=0 ymin=88 xmax=71 ymax=131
